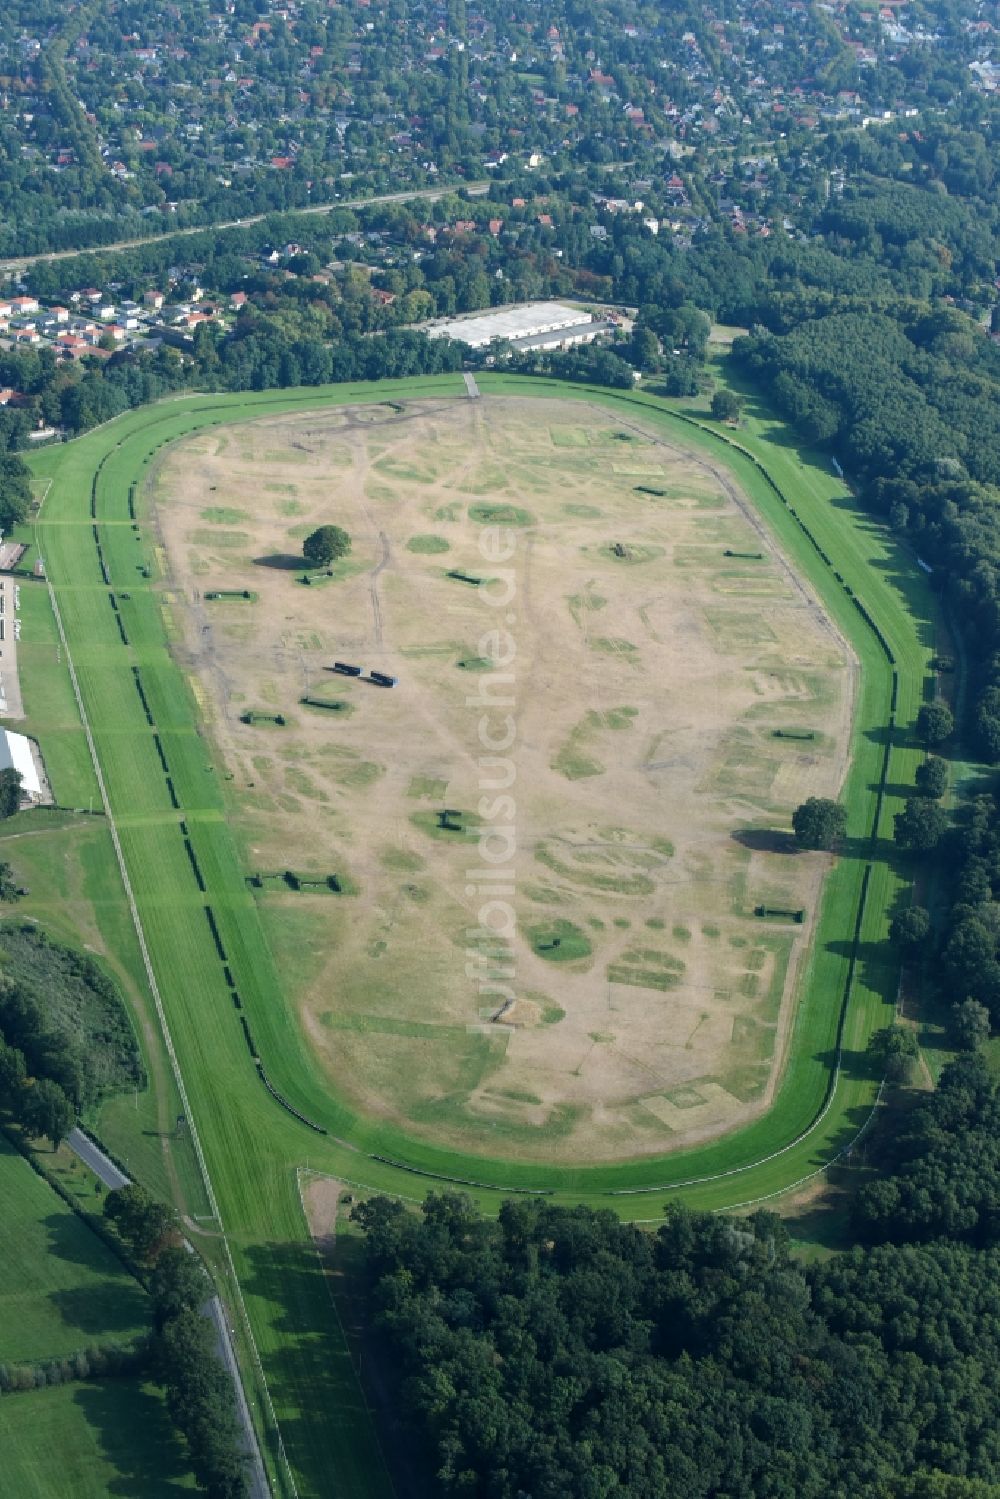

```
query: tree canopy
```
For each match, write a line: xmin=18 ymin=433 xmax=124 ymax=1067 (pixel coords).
xmin=355 ymin=1190 xmax=1000 ymax=1497
xmin=792 ymin=796 xmax=847 ymax=850
xmin=302 ymin=525 xmax=351 ymax=568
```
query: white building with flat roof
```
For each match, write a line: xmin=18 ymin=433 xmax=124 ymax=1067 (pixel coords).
xmin=0 ymin=729 xmax=41 ymax=800
xmin=427 ymin=300 xmax=599 ymax=351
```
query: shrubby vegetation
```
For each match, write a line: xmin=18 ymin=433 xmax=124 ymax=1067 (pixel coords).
xmin=0 ymin=925 xmax=144 ymax=1147
xmin=0 ymin=1339 xmax=147 ymax=1395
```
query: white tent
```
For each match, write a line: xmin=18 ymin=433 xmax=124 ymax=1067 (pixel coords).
xmin=0 ymin=729 xmax=41 ymax=799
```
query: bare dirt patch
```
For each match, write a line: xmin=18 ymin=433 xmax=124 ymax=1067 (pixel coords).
xmin=151 ymin=395 xmax=856 ymax=1162
xmin=301 ymin=1173 xmax=346 ymax=1253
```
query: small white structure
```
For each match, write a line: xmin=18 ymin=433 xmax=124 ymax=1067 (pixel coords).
xmin=0 ymin=729 xmax=42 ymax=800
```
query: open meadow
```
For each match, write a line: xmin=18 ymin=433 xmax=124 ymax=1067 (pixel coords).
xmin=0 ymin=1379 xmax=196 ymax=1498
xmin=0 ymin=1134 xmax=149 ymax=1364
xmin=0 ymin=1134 xmax=197 ymax=1496
xmin=152 ymin=396 xmax=855 ymax=1160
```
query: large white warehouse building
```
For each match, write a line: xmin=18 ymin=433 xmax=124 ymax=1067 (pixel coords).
xmin=427 ymin=300 xmax=609 ymax=352
xmin=0 ymin=728 xmax=42 ymax=800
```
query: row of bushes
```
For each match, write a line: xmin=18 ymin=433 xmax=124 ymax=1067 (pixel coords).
xmin=0 ymin=1340 xmax=147 ymax=1395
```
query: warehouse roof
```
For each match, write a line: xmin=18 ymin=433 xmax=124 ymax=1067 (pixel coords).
xmin=426 ymin=301 xmax=594 ymax=349
xmin=0 ymin=729 xmax=40 ymax=797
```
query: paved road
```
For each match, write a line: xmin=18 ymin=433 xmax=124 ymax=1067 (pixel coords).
xmin=463 ymin=372 xmax=480 ymax=398
xmin=67 ymin=1126 xmax=128 ymax=1189
xmin=205 ymin=1293 xmax=270 ymax=1499
xmin=66 ymin=1127 xmax=270 ymax=1497
xmin=1 ymin=181 xmax=488 ymax=274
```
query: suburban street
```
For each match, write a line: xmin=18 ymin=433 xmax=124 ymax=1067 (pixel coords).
xmin=0 ymin=181 xmax=488 ymax=276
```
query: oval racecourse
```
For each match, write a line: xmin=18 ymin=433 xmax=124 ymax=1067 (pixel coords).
xmin=24 ymin=373 xmax=938 ymax=1496
xmin=155 ymin=395 xmax=856 ymax=1162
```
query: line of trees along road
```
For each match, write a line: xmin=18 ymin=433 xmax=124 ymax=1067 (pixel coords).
xmin=104 ymin=1185 xmax=249 ymax=1499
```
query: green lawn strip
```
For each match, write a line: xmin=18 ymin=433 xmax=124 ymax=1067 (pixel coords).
xmin=0 ymin=1134 xmax=149 ymax=1363
xmin=26 ymin=373 xmax=939 ymax=1491
xmin=230 ymin=1166 xmax=395 ymax=1499
xmin=0 ymin=1378 xmax=197 ymax=1498
xmin=6 ymin=582 xmax=98 ymax=808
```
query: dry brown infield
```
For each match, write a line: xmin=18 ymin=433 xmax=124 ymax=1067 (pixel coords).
xmin=151 ymin=395 xmax=856 ymax=1162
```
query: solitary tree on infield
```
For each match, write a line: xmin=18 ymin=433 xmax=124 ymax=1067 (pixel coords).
xmin=792 ymin=796 xmax=847 ymax=850
xmin=303 ymin=525 xmax=351 ymax=568
xmin=916 ymin=701 xmax=954 ymax=748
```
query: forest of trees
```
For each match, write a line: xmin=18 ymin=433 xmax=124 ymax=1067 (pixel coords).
xmin=353 ymin=1192 xmax=1000 ymax=1497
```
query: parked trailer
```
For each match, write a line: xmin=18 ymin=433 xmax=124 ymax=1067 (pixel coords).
xmin=332 ymin=662 xmax=363 ymax=676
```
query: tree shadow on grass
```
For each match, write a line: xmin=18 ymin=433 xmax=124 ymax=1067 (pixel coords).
xmin=41 ymin=1211 xmax=115 ymax=1272
xmin=74 ymin=1381 xmax=195 ymax=1497
xmin=786 ymin=1054 xmax=884 ymax=1173
xmin=824 ymin=936 xmax=899 ymax=1027
xmin=864 ymin=723 xmax=898 ymax=750
xmin=781 ymin=1166 xmax=859 ymax=1257
xmin=731 ymin=828 xmax=798 ymax=855
xmin=731 ymin=827 xmax=895 ymax=864
xmin=241 ymin=1239 xmax=391 ymax=1492
xmin=872 ymin=781 xmax=916 ymax=801
xmin=48 ymin=1278 xmax=149 ymax=1337
xmin=838 ymin=832 xmax=900 ymax=865
xmin=253 ymin=553 xmax=304 ymax=570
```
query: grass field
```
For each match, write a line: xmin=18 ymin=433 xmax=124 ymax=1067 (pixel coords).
xmin=0 ymin=1379 xmax=196 ymax=1497
xmin=22 ymin=373 xmax=940 ymax=1497
xmin=0 ymin=1134 xmax=149 ymax=1364
xmin=0 ymin=1132 xmax=196 ymax=1496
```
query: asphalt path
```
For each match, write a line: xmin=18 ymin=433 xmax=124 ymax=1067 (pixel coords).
xmin=67 ymin=1125 xmax=128 ymax=1189
xmin=1 ymin=182 xmax=488 ymax=274
xmin=205 ymin=1292 xmax=271 ymax=1499
xmin=66 ymin=1127 xmax=270 ymax=1497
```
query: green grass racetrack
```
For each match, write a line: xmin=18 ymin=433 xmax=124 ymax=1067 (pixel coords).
xmin=26 ymin=373 xmax=936 ymax=1496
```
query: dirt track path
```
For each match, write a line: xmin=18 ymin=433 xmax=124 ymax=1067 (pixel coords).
xmin=369 ymin=532 xmax=390 ymax=647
